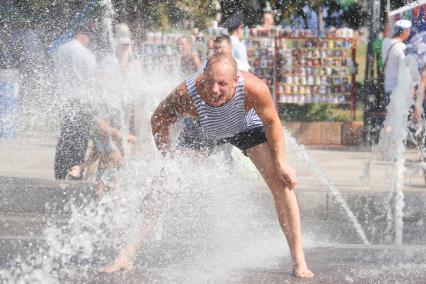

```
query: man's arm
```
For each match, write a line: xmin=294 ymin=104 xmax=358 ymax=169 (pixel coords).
xmin=95 ymin=118 xmax=135 ymax=143
xmin=243 ymin=72 xmax=297 ymax=189
xmin=192 ymin=52 xmax=202 ymax=69
xmin=414 ymin=70 xmax=426 ymax=123
xmin=151 ymin=81 xmax=194 ymax=155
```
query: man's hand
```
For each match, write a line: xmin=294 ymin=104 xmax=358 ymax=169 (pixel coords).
xmin=68 ymin=165 xmax=82 ymax=179
xmin=127 ymin=134 xmax=136 ymax=144
xmin=275 ymin=162 xmax=297 ymax=190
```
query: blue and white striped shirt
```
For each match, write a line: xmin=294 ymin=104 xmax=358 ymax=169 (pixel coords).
xmin=186 ymin=72 xmax=263 ymax=140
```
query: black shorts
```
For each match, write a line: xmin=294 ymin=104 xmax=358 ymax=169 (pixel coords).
xmin=218 ymin=126 xmax=267 ymax=155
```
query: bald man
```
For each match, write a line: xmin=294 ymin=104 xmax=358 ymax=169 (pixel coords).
xmin=178 ymin=34 xmax=248 ymax=153
xmin=104 ymin=53 xmax=313 ymax=278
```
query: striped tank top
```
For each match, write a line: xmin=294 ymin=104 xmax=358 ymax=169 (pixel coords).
xmin=186 ymin=72 xmax=263 ymax=140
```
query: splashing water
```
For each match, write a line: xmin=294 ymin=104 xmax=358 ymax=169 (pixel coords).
xmin=373 ymin=55 xmax=420 ymax=245
xmin=286 ymin=134 xmax=370 ymax=245
xmin=102 ymin=0 xmax=116 ymax=55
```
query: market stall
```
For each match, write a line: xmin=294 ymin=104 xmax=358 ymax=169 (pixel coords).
xmin=138 ymin=32 xmax=182 ymax=76
xmin=246 ymin=33 xmax=357 ymax=119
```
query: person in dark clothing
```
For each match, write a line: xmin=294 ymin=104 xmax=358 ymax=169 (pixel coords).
xmin=53 ymin=26 xmax=97 ymax=180
xmin=55 ymin=101 xmax=93 ymax=179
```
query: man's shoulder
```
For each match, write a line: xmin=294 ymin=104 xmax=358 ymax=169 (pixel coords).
xmin=230 ymin=35 xmax=242 ymax=46
xmin=56 ymin=40 xmax=73 ymax=53
xmin=382 ymin=38 xmax=403 ymax=55
xmin=381 ymin=38 xmax=392 ymax=49
xmin=242 ymin=71 xmax=269 ymax=95
xmin=387 ymin=40 xmax=406 ymax=55
xmin=58 ymin=40 xmax=91 ymax=56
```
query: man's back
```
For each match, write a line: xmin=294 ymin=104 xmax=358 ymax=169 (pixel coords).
xmin=381 ymin=38 xmax=406 ymax=93
xmin=230 ymin=35 xmax=250 ymax=71
xmin=54 ymin=39 xmax=96 ymax=94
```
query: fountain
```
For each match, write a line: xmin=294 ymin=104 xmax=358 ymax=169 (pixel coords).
xmin=1 ymin=2 xmax=426 ymax=283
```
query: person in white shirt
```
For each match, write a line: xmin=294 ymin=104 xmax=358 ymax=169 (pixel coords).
xmin=222 ymin=12 xmax=250 ymax=71
xmin=54 ymin=25 xmax=97 ymax=180
xmin=68 ymin=23 xmax=138 ymax=196
xmin=381 ymin=19 xmax=412 ymax=108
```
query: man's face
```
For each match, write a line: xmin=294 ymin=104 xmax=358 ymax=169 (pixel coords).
xmin=203 ymin=63 xmax=238 ymax=107
xmin=178 ymin=38 xmax=191 ymax=54
xmin=263 ymin=13 xmax=274 ymax=26
xmin=79 ymin=33 xmax=91 ymax=47
xmin=213 ymin=40 xmax=232 ymax=56
xmin=118 ymin=43 xmax=131 ymax=53
xmin=402 ymin=29 xmax=411 ymax=41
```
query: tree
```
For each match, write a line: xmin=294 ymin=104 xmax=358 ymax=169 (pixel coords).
xmin=220 ymin=0 xmax=261 ymax=27
xmin=342 ymin=2 xmax=367 ymax=30
xmin=176 ymin=0 xmax=219 ymax=30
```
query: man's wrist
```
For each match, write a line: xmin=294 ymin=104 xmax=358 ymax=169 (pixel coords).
xmin=274 ymin=158 xmax=287 ymax=168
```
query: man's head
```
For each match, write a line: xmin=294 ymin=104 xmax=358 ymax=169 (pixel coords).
xmin=203 ymin=53 xmax=238 ymax=107
xmin=178 ymin=36 xmax=192 ymax=55
xmin=223 ymin=12 xmax=245 ymax=39
xmin=74 ymin=25 xmax=92 ymax=47
xmin=263 ymin=12 xmax=274 ymax=28
xmin=114 ymin=23 xmax=132 ymax=55
xmin=213 ymin=35 xmax=232 ymax=55
xmin=394 ymin=19 xmax=412 ymax=41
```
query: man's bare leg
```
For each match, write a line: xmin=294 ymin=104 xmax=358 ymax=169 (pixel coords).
xmin=246 ymin=143 xmax=314 ymax=278
xmin=102 ymin=220 xmax=157 ymax=273
xmin=102 ymin=177 xmax=170 ymax=273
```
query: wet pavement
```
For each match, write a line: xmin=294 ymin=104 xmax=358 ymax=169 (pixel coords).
xmin=1 ymin=134 xmax=426 ymax=283
xmin=1 ymin=238 xmax=425 ymax=283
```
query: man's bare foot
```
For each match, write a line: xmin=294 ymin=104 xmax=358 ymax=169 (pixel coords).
xmin=293 ymin=260 xmax=314 ymax=278
xmin=101 ymin=255 xmax=134 ymax=273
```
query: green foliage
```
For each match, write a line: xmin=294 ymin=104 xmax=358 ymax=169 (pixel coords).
xmin=220 ymin=0 xmax=262 ymax=27
xmin=112 ymin=0 xmax=218 ymax=32
xmin=342 ymin=3 xmax=367 ymax=30
xmin=278 ymin=103 xmax=350 ymax=122
xmin=177 ymin=0 xmax=218 ymax=30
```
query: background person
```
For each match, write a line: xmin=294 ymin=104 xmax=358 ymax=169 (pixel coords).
xmin=251 ymin=12 xmax=276 ymax=36
xmin=53 ymin=25 xmax=97 ymax=180
xmin=69 ymin=23 xmax=138 ymax=196
xmin=373 ymin=21 xmax=391 ymax=100
xmin=262 ymin=12 xmax=275 ymax=31
xmin=177 ymin=36 xmax=202 ymax=78
xmin=68 ymin=113 xmax=136 ymax=198
xmin=99 ymin=23 xmax=140 ymax=144
xmin=381 ymin=19 xmax=412 ymax=108
xmin=301 ymin=2 xmax=319 ymax=36
xmin=223 ymin=12 xmax=250 ymax=72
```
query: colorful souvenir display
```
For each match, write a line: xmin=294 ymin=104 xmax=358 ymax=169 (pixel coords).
xmin=389 ymin=0 xmax=426 ymax=34
xmin=246 ymin=34 xmax=355 ymax=105
xmin=139 ymin=33 xmax=182 ymax=75
xmin=246 ymin=36 xmax=276 ymax=93
xmin=276 ymin=37 xmax=355 ymax=104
